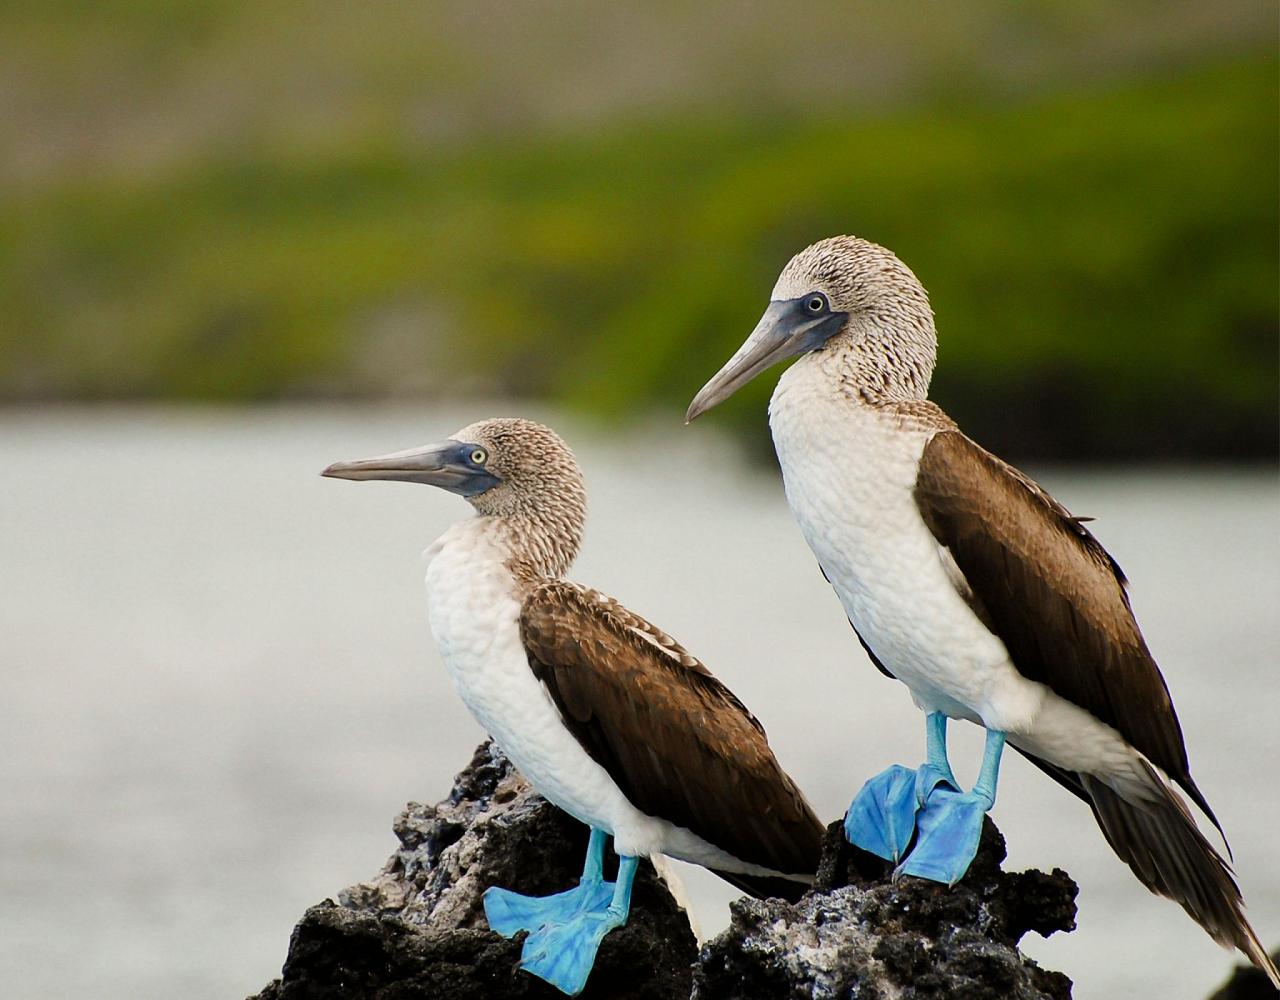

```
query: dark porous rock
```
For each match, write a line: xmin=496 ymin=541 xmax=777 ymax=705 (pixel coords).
xmin=250 ymin=741 xmax=698 ymax=1000
xmin=1207 ymin=949 xmax=1280 ymax=1000
xmin=692 ymin=818 xmax=1077 ymax=1000
xmin=253 ymin=743 xmax=1078 ymax=1000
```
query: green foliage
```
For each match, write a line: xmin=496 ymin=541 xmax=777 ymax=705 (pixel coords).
xmin=3 ymin=55 xmax=1276 ymax=458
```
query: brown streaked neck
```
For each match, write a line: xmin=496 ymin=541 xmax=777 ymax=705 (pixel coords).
xmin=467 ymin=455 xmax=587 ymax=584
xmin=817 ymin=315 xmax=936 ymax=407
xmin=482 ymin=506 xmax=585 ymax=586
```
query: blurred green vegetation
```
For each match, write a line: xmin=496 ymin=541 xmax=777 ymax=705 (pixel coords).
xmin=3 ymin=53 xmax=1276 ymax=459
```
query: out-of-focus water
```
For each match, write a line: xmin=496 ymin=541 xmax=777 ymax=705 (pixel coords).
xmin=2 ymin=406 xmax=1276 ymax=1000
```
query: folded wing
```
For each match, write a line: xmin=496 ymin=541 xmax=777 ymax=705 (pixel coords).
xmin=519 ymin=580 xmax=824 ymax=892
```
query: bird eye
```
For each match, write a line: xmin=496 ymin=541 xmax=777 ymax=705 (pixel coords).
xmin=805 ymin=294 xmax=827 ymax=314
xmin=470 ymin=448 xmax=487 ymax=465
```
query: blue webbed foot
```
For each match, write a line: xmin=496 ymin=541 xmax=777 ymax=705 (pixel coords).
xmin=847 ymin=715 xmax=1006 ymax=882
xmin=846 ymin=712 xmax=963 ymax=862
xmin=518 ymin=904 xmax=628 ymax=995
xmin=894 ymin=785 xmax=989 ymax=885
xmin=483 ymin=879 xmax=613 ymax=938
xmin=844 ymin=763 xmax=924 ymax=862
xmin=483 ymin=835 xmax=638 ymax=997
xmin=895 ymin=727 xmax=1006 ymax=886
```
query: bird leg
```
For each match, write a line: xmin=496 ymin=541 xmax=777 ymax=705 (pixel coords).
xmin=896 ymin=727 xmax=1007 ymax=885
xmin=483 ymin=828 xmax=636 ymax=996
xmin=917 ymin=711 xmax=962 ymax=802
xmin=844 ymin=712 xmax=960 ymax=862
xmin=582 ymin=825 xmax=607 ymax=882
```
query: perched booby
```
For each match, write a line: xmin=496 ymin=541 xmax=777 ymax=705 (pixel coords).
xmin=322 ymin=418 xmax=823 ymax=995
xmin=686 ymin=235 xmax=1278 ymax=981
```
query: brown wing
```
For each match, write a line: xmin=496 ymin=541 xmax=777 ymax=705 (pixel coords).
xmin=519 ymin=581 xmax=824 ymax=884
xmin=913 ymin=430 xmax=1219 ymax=830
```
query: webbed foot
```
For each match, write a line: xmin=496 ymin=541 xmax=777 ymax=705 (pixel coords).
xmin=844 ymin=763 xmax=924 ymax=862
xmin=483 ymin=879 xmax=613 ymax=938
xmin=517 ymin=903 xmax=628 ymax=995
xmin=483 ymin=843 xmax=638 ymax=996
xmin=895 ymin=726 xmax=1006 ymax=885
xmin=894 ymin=784 xmax=990 ymax=885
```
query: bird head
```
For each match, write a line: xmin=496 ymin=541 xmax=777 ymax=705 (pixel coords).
xmin=686 ymin=235 xmax=936 ymax=421
xmin=322 ymin=417 xmax=587 ymax=573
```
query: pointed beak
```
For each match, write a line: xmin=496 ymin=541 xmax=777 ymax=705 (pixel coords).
xmin=321 ymin=441 xmax=500 ymax=497
xmin=686 ymin=298 xmax=847 ymax=422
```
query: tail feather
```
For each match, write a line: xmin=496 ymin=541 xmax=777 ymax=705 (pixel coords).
xmin=710 ymin=868 xmax=812 ymax=903
xmin=1012 ymin=745 xmax=1276 ymax=984
xmin=1079 ymin=765 xmax=1278 ymax=986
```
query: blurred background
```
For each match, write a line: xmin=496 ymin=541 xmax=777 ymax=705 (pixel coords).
xmin=3 ymin=0 xmax=1277 ymax=458
xmin=2 ymin=3 xmax=1277 ymax=999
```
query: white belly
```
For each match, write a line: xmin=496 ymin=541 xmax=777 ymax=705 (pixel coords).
xmin=769 ymin=363 xmax=1045 ymax=733
xmin=422 ymin=519 xmax=790 ymax=872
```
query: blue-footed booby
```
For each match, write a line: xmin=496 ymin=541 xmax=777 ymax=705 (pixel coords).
xmin=322 ymin=417 xmax=823 ymax=995
xmin=686 ymin=235 xmax=1278 ymax=981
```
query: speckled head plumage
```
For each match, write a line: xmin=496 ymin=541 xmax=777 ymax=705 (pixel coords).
xmin=451 ymin=419 xmax=585 ymax=516
xmin=780 ymin=236 xmax=937 ymax=401
xmin=452 ymin=417 xmax=587 ymax=578
xmin=687 ymin=235 xmax=938 ymax=420
xmin=774 ymin=237 xmax=932 ymax=330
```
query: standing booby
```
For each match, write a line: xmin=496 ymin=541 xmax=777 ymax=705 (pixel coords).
xmin=686 ymin=235 xmax=1278 ymax=981
xmin=322 ymin=417 xmax=823 ymax=995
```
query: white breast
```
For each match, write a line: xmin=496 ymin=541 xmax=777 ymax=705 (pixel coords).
xmin=425 ymin=520 xmax=627 ymax=828
xmin=768 ymin=357 xmax=1045 ymax=733
xmin=422 ymin=519 xmax=790 ymax=873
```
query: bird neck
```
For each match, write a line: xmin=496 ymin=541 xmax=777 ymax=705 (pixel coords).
xmin=487 ymin=507 xmax=584 ymax=583
xmin=467 ymin=470 xmax=587 ymax=582
xmin=821 ymin=315 xmax=936 ymax=404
